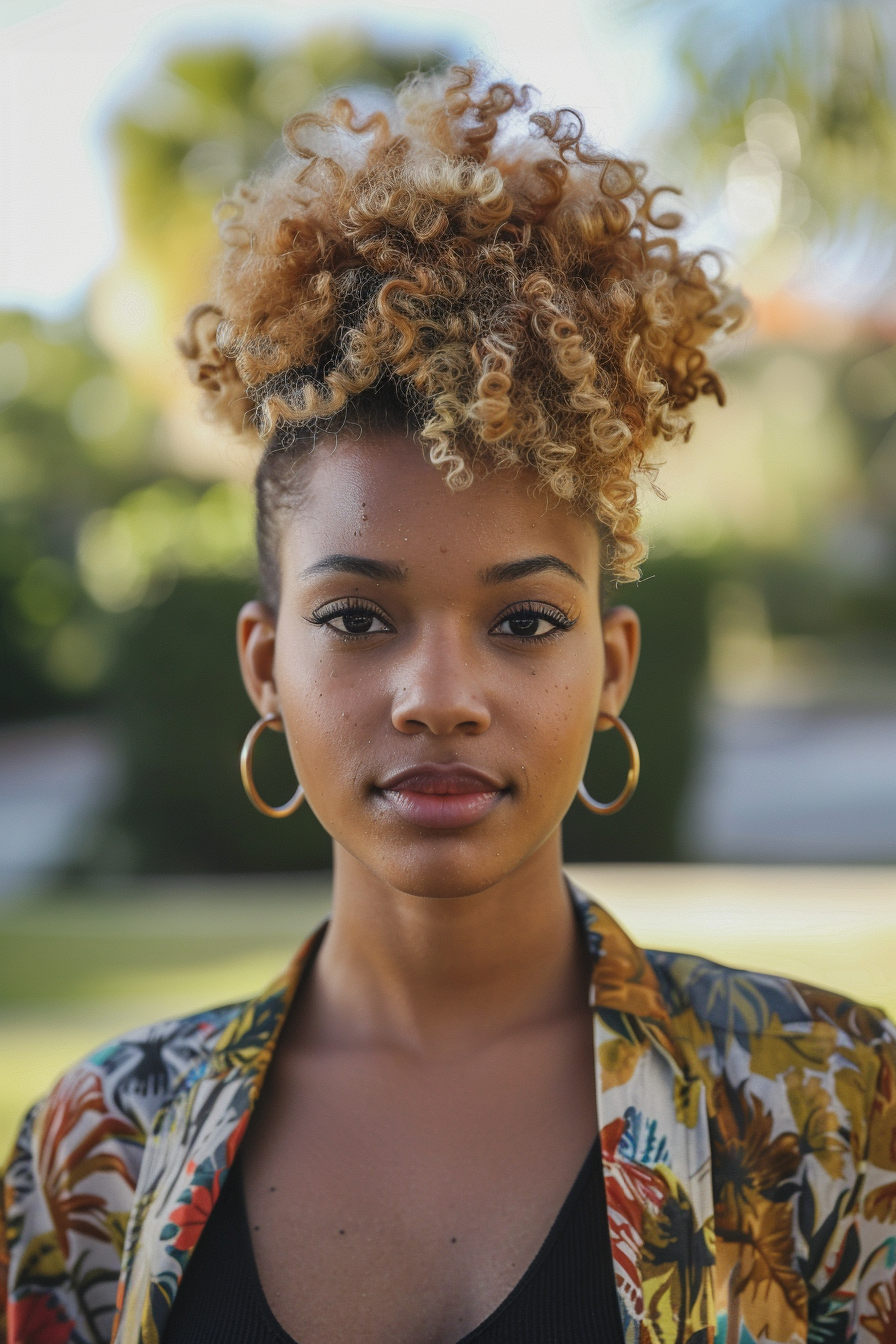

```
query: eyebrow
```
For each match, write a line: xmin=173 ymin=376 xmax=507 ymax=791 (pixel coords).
xmin=479 ymin=555 xmax=586 ymax=587
xmin=300 ymin=554 xmax=407 ymax=583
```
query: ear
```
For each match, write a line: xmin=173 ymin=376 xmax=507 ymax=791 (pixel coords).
xmin=237 ymin=601 xmax=280 ymax=716
xmin=598 ymin=605 xmax=641 ymax=723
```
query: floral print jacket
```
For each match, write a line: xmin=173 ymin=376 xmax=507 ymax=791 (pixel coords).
xmin=3 ymin=886 xmax=896 ymax=1344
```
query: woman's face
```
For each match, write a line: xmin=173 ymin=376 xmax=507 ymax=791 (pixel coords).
xmin=238 ymin=435 xmax=639 ymax=899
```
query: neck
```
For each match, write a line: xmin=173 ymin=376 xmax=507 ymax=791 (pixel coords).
xmin=301 ymin=833 xmax=588 ymax=1056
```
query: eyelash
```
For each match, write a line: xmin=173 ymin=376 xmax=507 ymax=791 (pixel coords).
xmin=490 ymin=602 xmax=576 ymax=643
xmin=307 ymin=599 xmax=576 ymax=643
xmin=306 ymin=598 xmax=394 ymax=639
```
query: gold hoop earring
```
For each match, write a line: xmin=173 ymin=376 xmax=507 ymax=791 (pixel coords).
xmin=577 ymin=713 xmax=640 ymax=815
xmin=240 ymin=712 xmax=305 ymax=818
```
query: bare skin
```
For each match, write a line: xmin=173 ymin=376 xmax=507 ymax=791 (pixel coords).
xmin=237 ymin=434 xmax=640 ymax=1344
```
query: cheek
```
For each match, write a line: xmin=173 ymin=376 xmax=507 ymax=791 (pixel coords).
xmin=511 ymin=642 xmax=603 ymax=783
xmin=272 ymin=624 xmax=384 ymax=774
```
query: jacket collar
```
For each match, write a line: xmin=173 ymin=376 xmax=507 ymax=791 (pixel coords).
xmin=577 ymin=886 xmax=716 ymax=1343
xmin=112 ymin=924 xmax=324 ymax=1344
xmin=113 ymin=888 xmax=715 ymax=1344
xmin=578 ymin=890 xmax=679 ymax=1042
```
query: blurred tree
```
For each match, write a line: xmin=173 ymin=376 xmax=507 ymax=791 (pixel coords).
xmin=635 ymin=0 xmax=896 ymax=306
xmin=0 ymin=312 xmax=154 ymax=720
xmin=661 ymin=0 xmax=896 ymax=199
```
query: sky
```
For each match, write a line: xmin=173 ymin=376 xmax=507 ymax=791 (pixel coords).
xmin=0 ymin=0 xmax=672 ymax=317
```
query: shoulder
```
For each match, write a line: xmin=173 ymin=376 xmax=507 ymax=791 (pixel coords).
xmin=645 ymin=950 xmax=896 ymax=1342
xmin=647 ymin=944 xmax=895 ymax=1050
xmin=84 ymin=1000 xmax=249 ymax=1128
xmin=47 ymin=999 xmax=247 ymax=1145
xmin=1 ymin=1000 xmax=247 ymax=1343
xmin=648 ymin=945 xmax=896 ymax=1202
xmin=4 ymin=998 xmax=247 ymax=1193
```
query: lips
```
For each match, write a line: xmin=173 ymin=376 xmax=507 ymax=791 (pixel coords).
xmin=375 ymin=763 xmax=506 ymax=829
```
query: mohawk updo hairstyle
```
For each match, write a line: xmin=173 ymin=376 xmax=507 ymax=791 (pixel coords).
xmin=178 ymin=62 xmax=742 ymax=605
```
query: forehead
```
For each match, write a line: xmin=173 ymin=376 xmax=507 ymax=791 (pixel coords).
xmin=279 ymin=434 xmax=600 ymax=582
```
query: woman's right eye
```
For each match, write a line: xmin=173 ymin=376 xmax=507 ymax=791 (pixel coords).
xmin=329 ymin=610 xmax=390 ymax=635
xmin=310 ymin=605 xmax=393 ymax=636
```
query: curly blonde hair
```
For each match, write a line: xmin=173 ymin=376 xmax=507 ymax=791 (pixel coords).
xmin=179 ymin=63 xmax=742 ymax=587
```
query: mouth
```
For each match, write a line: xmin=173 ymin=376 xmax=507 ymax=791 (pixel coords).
xmin=374 ymin=763 xmax=507 ymax=830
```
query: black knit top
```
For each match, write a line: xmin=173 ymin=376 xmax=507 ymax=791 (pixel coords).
xmin=163 ymin=1138 xmax=623 ymax=1344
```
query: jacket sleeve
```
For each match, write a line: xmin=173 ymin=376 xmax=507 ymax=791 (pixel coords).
xmin=1 ymin=1006 xmax=235 ymax=1344
xmin=853 ymin=1026 xmax=896 ymax=1343
xmin=1 ymin=1129 xmax=10 ymax=1344
xmin=2 ymin=1100 xmax=72 ymax=1344
xmin=1 ymin=1059 xmax=144 ymax=1344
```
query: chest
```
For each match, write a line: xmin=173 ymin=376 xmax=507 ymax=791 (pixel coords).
xmin=239 ymin=1018 xmax=598 ymax=1344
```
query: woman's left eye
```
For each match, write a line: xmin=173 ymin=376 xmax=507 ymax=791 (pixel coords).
xmin=491 ymin=608 xmax=573 ymax=640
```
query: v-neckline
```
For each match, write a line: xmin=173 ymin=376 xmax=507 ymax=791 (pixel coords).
xmin=234 ymin=1133 xmax=603 ymax=1344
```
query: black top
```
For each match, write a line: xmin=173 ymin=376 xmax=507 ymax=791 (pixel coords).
xmin=163 ymin=1137 xmax=623 ymax=1344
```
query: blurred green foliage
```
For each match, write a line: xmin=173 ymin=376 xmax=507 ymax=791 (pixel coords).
xmin=0 ymin=308 xmax=260 ymax=721
xmin=653 ymin=0 xmax=896 ymax=215
xmin=734 ymin=340 xmax=896 ymax=651
xmin=0 ymin=313 xmax=148 ymax=719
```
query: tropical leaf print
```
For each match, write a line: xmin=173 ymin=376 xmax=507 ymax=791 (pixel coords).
xmin=602 ymin=1114 xmax=670 ymax=1317
xmin=719 ymin=1194 xmax=809 ymax=1344
xmin=711 ymin=1075 xmax=802 ymax=1227
xmin=34 ymin=1071 xmax=137 ymax=1258
xmin=649 ymin=951 xmax=807 ymax=1037
xmin=862 ymin=1279 xmax=896 ymax=1344
xmin=795 ymin=984 xmax=890 ymax=1048
xmin=786 ymin=1069 xmax=849 ymax=1180
xmin=641 ymin=1166 xmax=715 ymax=1344
xmin=865 ymin=1185 xmax=896 ymax=1223
xmin=869 ymin=1051 xmax=896 ymax=1174
xmin=749 ymin=1022 xmax=838 ymax=1080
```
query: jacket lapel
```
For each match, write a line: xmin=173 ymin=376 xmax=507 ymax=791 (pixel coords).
xmin=572 ymin=886 xmax=716 ymax=1344
xmin=112 ymin=924 xmax=325 ymax=1344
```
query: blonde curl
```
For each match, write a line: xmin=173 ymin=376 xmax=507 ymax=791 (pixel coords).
xmin=178 ymin=62 xmax=743 ymax=581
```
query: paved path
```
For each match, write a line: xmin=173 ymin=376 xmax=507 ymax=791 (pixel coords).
xmin=685 ymin=704 xmax=896 ymax=861
xmin=0 ymin=719 xmax=118 ymax=896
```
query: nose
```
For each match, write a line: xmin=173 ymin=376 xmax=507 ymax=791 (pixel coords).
xmin=391 ymin=634 xmax=491 ymax=737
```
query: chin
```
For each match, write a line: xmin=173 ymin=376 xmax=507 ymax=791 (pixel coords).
xmin=380 ymin=834 xmax=546 ymax=900
xmin=326 ymin=797 xmax=564 ymax=900
xmin=393 ymin=871 xmax=506 ymax=900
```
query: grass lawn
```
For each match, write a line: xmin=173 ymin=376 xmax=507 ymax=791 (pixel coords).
xmin=2 ymin=864 xmax=894 ymax=1158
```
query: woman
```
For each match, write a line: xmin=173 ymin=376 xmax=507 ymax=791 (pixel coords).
xmin=4 ymin=64 xmax=896 ymax=1344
